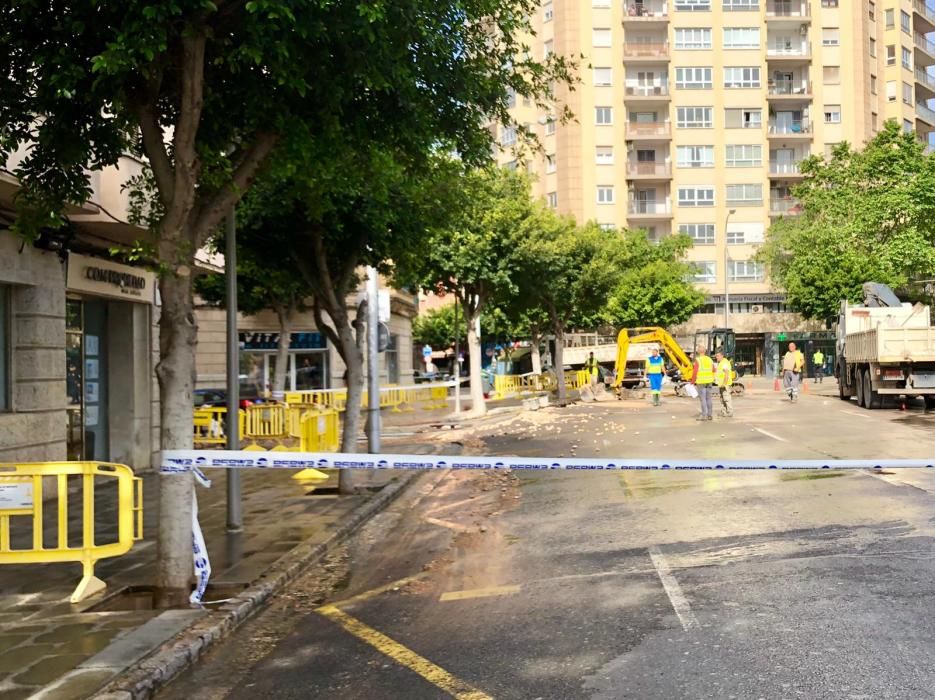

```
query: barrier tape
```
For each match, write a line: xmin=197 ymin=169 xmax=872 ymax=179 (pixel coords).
xmin=161 ymin=450 xmax=935 ymax=472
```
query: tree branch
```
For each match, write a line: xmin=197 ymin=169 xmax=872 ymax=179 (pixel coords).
xmin=312 ymin=298 xmax=342 ymax=349
xmin=136 ymin=103 xmax=174 ymax=208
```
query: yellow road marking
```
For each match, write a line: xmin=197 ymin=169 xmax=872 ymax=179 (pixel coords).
xmin=424 ymin=516 xmax=471 ymax=533
xmin=331 ymin=572 xmax=430 ymax=608
xmin=317 ymin=605 xmax=493 ymax=700
xmin=439 ymin=585 xmax=521 ymax=602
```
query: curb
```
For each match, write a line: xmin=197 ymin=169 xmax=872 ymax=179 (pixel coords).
xmin=91 ymin=470 xmax=422 ymax=700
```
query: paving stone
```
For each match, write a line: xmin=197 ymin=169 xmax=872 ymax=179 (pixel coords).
xmin=0 ymin=644 xmax=59 ymax=673
xmin=57 ymin=630 xmax=118 ymax=656
xmin=33 ymin=625 xmax=94 ymax=644
xmin=12 ymin=654 xmax=87 ymax=687
xmin=27 ymin=669 xmax=114 ymax=700
xmin=0 ymin=688 xmax=35 ymax=700
xmin=0 ymin=636 xmax=31 ymax=654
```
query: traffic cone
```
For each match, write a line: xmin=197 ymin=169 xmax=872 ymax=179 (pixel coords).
xmin=802 ymin=381 xmax=809 ymax=394
xmin=773 ymin=376 xmax=781 ymax=392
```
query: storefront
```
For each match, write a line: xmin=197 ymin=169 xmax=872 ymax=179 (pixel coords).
xmin=238 ymin=331 xmax=330 ymax=394
xmin=64 ymin=253 xmax=156 ymax=465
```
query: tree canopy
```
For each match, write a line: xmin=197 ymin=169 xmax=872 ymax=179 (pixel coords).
xmin=759 ymin=121 xmax=935 ymax=320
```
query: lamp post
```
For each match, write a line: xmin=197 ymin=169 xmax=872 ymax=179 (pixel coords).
xmin=724 ymin=208 xmax=736 ymax=328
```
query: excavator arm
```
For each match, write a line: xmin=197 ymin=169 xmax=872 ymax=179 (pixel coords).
xmin=613 ymin=327 xmax=694 ymax=388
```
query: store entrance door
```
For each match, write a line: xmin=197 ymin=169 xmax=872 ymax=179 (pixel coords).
xmin=66 ymin=299 xmax=109 ymax=461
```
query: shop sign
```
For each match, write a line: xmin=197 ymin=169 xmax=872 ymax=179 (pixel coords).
xmin=239 ymin=331 xmax=326 ymax=351
xmin=66 ymin=253 xmax=155 ymax=303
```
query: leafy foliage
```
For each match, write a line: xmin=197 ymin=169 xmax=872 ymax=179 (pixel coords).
xmin=759 ymin=121 xmax=935 ymax=320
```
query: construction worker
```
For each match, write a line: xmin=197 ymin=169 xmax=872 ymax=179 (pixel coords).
xmin=812 ymin=348 xmax=825 ymax=383
xmin=691 ymin=345 xmax=715 ymax=421
xmin=782 ymin=341 xmax=805 ymax=401
xmin=585 ymin=352 xmax=599 ymax=386
xmin=714 ymin=350 xmax=734 ymax=417
xmin=645 ymin=347 xmax=665 ymax=406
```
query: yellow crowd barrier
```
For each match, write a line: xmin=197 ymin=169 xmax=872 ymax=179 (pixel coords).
xmin=565 ymin=369 xmax=591 ymax=390
xmin=195 ymin=404 xmax=341 ymax=452
xmin=0 ymin=462 xmax=142 ymax=603
xmin=285 ymin=383 xmax=451 ymax=413
xmin=298 ymin=409 xmax=341 ymax=452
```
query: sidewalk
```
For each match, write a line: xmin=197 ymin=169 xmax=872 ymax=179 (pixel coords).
xmin=0 ymin=462 xmax=420 ymax=700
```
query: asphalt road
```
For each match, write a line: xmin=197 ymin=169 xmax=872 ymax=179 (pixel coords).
xmin=159 ymin=379 xmax=935 ymax=699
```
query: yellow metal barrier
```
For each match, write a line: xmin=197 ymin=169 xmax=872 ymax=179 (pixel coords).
xmin=242 ymin=404 xmax=289 ymax=444
xmin=298 ymin=409 xmax=341 ymax=452
xmin=565 ymin=369 xmax=591 ymax=390
xmin=0 ymin=462 xmax=142 ymax=603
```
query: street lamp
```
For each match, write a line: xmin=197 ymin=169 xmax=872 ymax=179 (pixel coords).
xmin=724 ymin=208 xmax=736 ymax=328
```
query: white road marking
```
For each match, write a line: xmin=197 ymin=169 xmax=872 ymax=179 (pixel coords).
xmin=753 ymin=427 xmax=787 ymax=442
xmin=648 ymin=545 xmax=699 ymax=631
xmin=842 ymin=410 xmax=871 ymax=419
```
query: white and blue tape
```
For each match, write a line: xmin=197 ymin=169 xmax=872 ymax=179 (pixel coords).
xmin=162 ymin=450 xmax=935 ymax=473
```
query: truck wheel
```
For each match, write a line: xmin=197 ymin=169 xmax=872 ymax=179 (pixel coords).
xmin=925 ymin=396 xmax=935 ymax=410
xmin=863 ymin=370 xmax=881 ymax=409
xmin=838 ymin=379 xmax=849 ymax=401
xmin=855 ymin=370 xmax=865 ymax=407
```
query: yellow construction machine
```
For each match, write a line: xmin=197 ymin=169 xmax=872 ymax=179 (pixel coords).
xmin=612 ymin=326 xmax=743 ymax=396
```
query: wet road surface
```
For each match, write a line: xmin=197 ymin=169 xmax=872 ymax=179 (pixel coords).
xmin=158 ymin=382 xmax=935 ymax=699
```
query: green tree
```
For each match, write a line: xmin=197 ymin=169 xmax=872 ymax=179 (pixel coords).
xmin=759 ymin=121 xmax=935 ymax=321
xmin=0 ymin=0 xmax=574 ymax=603
xmin=405 ymin=166 xmax=536 ymax=415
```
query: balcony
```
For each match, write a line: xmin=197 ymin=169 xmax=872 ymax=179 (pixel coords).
xmin=768 ymin=160 xmax=805 ymax=178
xmin=766 ymin=41 xmax=811 ymax=61
xmin=765 ymin=1 xmax=810 ymax=21
xmin=627 ymin=201 xmax=672 ymax=218
xmin=626 ymin=161 xmax=672 ymax=179
xmin=769 ymin=197 xmax=802 ymax=216
xmin=914 ymin=0 xmax=935 ymax=34
xmin=622 ymin=1 xmax=669 ymax=23
xmin=624 ymin=82 xmax=671 ymax=100
xmin=767 ymin=119 xmax=812 ymax=137
xmin=625 ymin=121 xmax=671 ymax=139
xmin=916 ymin=102 xmax=935 ymax=126
xmin=623 ymin=42 xmax=670 ymax=61
xmin=915 ymin=33 xmax=935 ymax=65
xmin=916 ymin=67 xmax=935 ymax=99
xmin=767 ymin=79 xmax=812 ymax=98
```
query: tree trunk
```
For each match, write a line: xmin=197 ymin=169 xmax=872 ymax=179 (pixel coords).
xmin=336 ymin=320 xmax=363 ymax=494
xmin=466 ymin=308 xmax=486 ymax=416
xmin=554 ymin=321 xmax=567 ymax=405
xmin=272 ymin=306 xmax=291 ymax=401
xmin=530 ymin=327 xmax=542 ymax=375
xmin=155 ymin=267 xmax=197 ymax=608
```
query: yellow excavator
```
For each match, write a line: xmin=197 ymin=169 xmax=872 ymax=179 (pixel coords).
xmin=612 ymin=326 xmax=743 ymax=396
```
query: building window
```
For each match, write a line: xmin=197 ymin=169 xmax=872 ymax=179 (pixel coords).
xmin=901 ymin=10 xmax=911 ymax=34
xmin=824 ymin=105 xmax=842 ymax=123
xmin=547 ymin=191 xmax=558 ymax=208
xmin=677 ymin=106 xmax=714 ymax=128
xmin=546 ymin=153 xmax=556 ymax=173
xmin=903 ymin=47 xmax=912 ymax=70
xmin=385 ymin=334 xmax=400 ymax=384
xmin=595 ymin=106 xmax=613 ymax=125
xmin=821 ymin=0 xmax=838 ymax=6
xmin=885 ymin=9 xmax=894 ymax=29
xmin=677 ymin=145 xmax=715 ymax=168
xmin=871 ymin=74 xmax=877 ymax=94
xmin=729 ymin=260 xmax=765 ymax=281
xmin=679 ymin=223 xmax=715 ymax=245
xmin=723 ymin=27 xmax=760 ymax=49
xmin=870 ymin=37 xmax=876 ymax=57
xmin=545 ymin=117 xmax=557 ymax=136
xmin=904 ymin=119 xmax=914 ymax=134
xmin=592 ymin=0 xmax=611 ymax=6
xmin=869 ymin=2 xmax=875 ymax=21
xmin=822 ymin=28 xmax=840 ymax=47
xmin=596 ymin=145 xmax=614 ymax=164
xmin=724 ymin=66 xmax=760 ymax=88
xmin=903 ymin=82 xmax=913 ymax=105
xmin=500 ymin=126 xmax=516 ymax=146
xmin=593 ymin=67 xmax=613 ymax=86
xmin=726 ymin=183 xmax=763 ymax=204
xmin=676 ymin=67 xmax=713 ymax=89
xmin=597 ymin=186 xmax=615 ymax=204
xmin=887 ymin=80 xmax=897 ymax=101
xmin=887 ymin=44 xmax=896 ymax=65
xmin=544 ymin=40 xmax=553 ymax=58
xmin=724 ymin=107 xmax=761 ymax=128
xmin=823 ymin=66 xmax=840 ymax=85
xmin=675 ymin=28 xmax=713 ymax=49
xmin=543 ymin=1 xmax=553 ymax=21
xmin=726 ymin=144 xmax=762 ymax=167
xmin=593 ymin=28 xmax=612 ymax=47
xmin=871 ymin=112 xmax=879 ymax=132
xmin=678 ymin=186 xmax=715 ymax=206
xmin=506 ymin=88 xmax=516 ymax=109
xmin=598 ymin=223 xmax=617 ymax=232
xmin=675 ymin=0 xmax=711 ymax=10
xmin=723 ymin=0 xmax=758 ymax=10
xmin=0 ymin=286 xmax=7 ymax=411
xmin=692 ymin=262 xmax=717 ymax=284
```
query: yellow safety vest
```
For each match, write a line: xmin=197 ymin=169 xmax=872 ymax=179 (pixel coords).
xmin=715 ymin=358 xmax=733 ymax=387
xmin=695 ymin=355 xmax=715 ymax=384
xmin=813 ymin=351 xmax=824 ymax=365
xmin=645 ymin=355 xmax=664 ymax=374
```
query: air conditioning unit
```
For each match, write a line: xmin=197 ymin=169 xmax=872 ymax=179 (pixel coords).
xmin=750 ymin=304 xmax=764 ymax=313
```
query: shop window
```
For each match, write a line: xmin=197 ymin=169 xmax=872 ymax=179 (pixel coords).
xmin=0 ymin=286 xmax=8 ymax=411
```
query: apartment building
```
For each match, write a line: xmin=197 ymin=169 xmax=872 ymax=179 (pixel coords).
xmin=500 ymin=0 xmax=935 ymax=373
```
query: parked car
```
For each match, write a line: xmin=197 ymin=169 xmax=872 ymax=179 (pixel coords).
xmin=413 ymin=370 xmax=453 ymax=384
xmin=194 ymin=387 xmax=267 ymax=410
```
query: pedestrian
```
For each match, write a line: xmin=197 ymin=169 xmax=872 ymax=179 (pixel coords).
xmin=714 ymin=350 xmax=734 ymax=418
xmin=812 ymin=348 xmax=825 ymax=384
xmin=645 ymin=347 xmax=665 ymax=406
xmin=781 ymin=341 xmax=805 ymax=401
xmin=585 ymin=351 xmax=599 ymax=386
xmin=691 ymin=345 xmax=715 ymax=421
